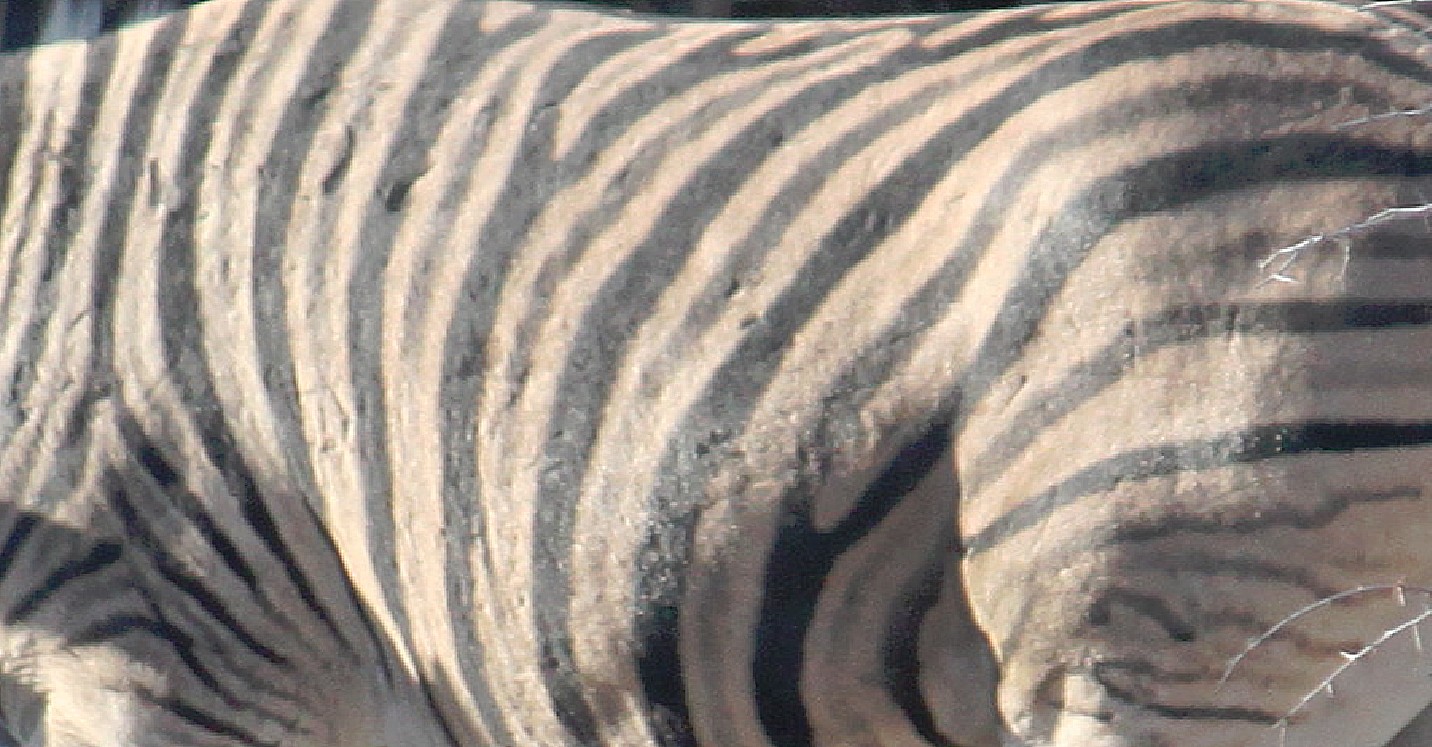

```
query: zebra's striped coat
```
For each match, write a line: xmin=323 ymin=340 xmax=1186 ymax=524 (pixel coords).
xmin=2 ymin=0 xmax=1432 ymax=745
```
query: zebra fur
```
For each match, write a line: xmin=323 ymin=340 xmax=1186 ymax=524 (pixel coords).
xmin=2 ymin=0 xmax=1432 ymax=745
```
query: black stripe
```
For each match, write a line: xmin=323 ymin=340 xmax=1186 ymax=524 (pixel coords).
xmin=1106 ymin=542 xmax=1365 ymax=601
xmin=236 ymin=471 xmax=349 ymax=638
xmin=416 ymin=669 xmax=469 ymax=747
xmin=131 ymin=438 xmax=270 ymax=596
xmin=100 ymin=1 xmax=137 ymax=32
xmin=249 ymin=21 xmax=330 ymax=530
xmin=965 ymin=422 xmax=1432 ymax=557
xmin=100 ymin=0 xmax=184 ymax=33
xmin=966 ymin=300 xmax=1432 ymax=495
xmin=106 ymin=482 xmax=288 ymax=665
xmin=1090 ymin=661 xmax=1280 ymax=724
xmin=0 ymin=513 xmax=38 ymax=578
xmin=0 ymin=703 xmax=20 ymax=747
xmin=340 ymin=0 xmax=467 ymax=692
xmin=879 ymin=552 xmax=959 ymax=747
xmin=69 ymin=612 xmax=299 ymax=724
xmin=7 ymin=541 xmax=121 ymax=622
xmin=1115 ymin=486 xmax=1422 ymax=546
xmin=635 ymin=603 xmax=692 ymax=747
xmin=1085 ymin=16 xmax=1432 ymax=84
xmin=1087 ymin=588 xmax=1199 ymax=642
xmin=1020 ymin=659 xmax=1283 ymax=727
xmin=426 ymin=12 xmax=568 ymax=747
xmin=0 ymin=50 xmax=31 ymax=421
xmin=140 ymin=689 xmax=277 ymax=747
xmin=916 ymin=2 xmax=1138 ymax=60
xmin=86 ymin=1 xmax=189 ymax=395
xmin=245 ymin=4 xmax=363 ymax=532
xmin=749 ymin=422 xmax=949 ymax=746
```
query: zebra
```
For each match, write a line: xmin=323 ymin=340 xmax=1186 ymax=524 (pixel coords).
xmin=2 ymin=0 xmax=1432 ymax=744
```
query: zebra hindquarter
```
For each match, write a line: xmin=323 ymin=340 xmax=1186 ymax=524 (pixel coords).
xmin=955 ymin=145 xmax=1432 ymax=745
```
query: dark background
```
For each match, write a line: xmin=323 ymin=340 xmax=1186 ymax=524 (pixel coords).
xmin=0 ymin=0 xmax=1034 ymax=50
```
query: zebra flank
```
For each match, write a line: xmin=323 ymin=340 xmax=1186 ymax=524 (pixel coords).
xmin=1 ymin=0 xmax=1432 ymax=744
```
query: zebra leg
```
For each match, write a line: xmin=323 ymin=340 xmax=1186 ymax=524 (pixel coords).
xmin=0 ymin=510 xmax=159 ymax=747
xmin=0 ymin=402 xmax=194 ymax=747
xmin=0 ymin=396 xmax=452 ymax=747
